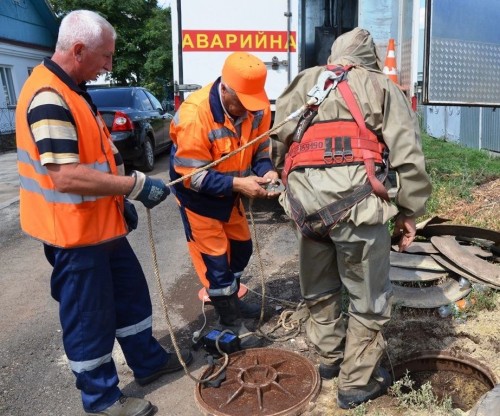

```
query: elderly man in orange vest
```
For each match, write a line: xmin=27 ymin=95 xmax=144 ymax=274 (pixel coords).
xmin=16 ymin=10 xmax=191 ymax=416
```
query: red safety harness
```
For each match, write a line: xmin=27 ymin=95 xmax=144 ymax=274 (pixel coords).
xmin=283 ymin=65 xmax=390 ymax=241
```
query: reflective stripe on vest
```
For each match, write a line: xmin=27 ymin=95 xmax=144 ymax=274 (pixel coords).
xmin=16 ymin=64 xmax=127 ymax=248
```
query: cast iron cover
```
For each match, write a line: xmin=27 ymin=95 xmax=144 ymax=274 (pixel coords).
xmin=195 ymin=348 xmax=320 ymax=416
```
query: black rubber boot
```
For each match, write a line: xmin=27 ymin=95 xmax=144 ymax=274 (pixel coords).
xmin=318 ymin=361 xmax=341 ymax=380
xmin=236 ymin=279 xmax=261 ymax=319
xmin=209 ymin=292 xmax=262 ymax=349
xmin=337 ymin=367 xmax=392 ymax=409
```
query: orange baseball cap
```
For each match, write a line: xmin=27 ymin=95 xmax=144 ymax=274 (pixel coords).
xmin=221 ymin=52 xmax=269 ymax=111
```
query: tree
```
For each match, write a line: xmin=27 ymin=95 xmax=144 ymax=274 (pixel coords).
xmin=49 ymin=0 xmax=172 ymax=99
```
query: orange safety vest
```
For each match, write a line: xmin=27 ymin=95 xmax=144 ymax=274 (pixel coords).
xmin=16 ymin=64 xmax=127 ymax=248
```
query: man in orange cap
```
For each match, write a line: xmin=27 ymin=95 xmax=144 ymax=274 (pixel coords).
xmin=169 ymin=52 xmax=280 ymax=349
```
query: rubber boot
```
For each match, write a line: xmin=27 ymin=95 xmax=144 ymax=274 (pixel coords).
xmin=236 ymin=279 xmax=261 ymax=319
xmin=209 ymin=292 xmax=262 ymax=349
xmin=337 ymin=317 xmax=390 ymax=408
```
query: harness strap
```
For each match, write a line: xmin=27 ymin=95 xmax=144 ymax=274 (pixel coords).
xmin=336 ymin=79 xmax=389 ymax=201
xmin=288 ymin=169 xmax=388 ymax=242
xmin=292 ymin=107 xmax=318 ymax=143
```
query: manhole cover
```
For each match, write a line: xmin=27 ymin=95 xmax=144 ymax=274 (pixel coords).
xmin=195 ymin=348 xmax=320 ymax=416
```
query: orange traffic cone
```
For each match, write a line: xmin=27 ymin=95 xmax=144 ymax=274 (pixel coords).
xmin=383 ymin=38 xmax=398 ymax=84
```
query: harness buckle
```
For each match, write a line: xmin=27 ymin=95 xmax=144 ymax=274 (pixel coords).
xmin=334 ymin=137 xmax=344 ymax=163
xmin=306 ymin=70 xmax=346 ymax=106
xmin=343 ymin=137 xmax=354 ymax=162
xmin=323 ymin=137 xmax=333 ymax=164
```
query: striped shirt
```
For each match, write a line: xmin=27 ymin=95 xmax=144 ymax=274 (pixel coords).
xmin=26 ymin=58 xmax=124 ymax=172
xmin=27 ymin=90 xmax=80 ymax=166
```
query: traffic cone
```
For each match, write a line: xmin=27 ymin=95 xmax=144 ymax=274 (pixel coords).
xmin=383 ymin=38 xmax=398 ymax=84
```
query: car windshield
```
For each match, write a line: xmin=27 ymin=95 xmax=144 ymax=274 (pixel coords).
xmin=88 ymin=89 xmax=133 ymax=107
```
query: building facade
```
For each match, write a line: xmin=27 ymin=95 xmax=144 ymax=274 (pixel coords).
xmin=0 ymin=0 xmax=57 ymax=148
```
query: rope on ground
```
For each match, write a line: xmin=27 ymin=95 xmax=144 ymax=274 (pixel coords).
xmin=247 ymin=200 xmax=310 ymax=343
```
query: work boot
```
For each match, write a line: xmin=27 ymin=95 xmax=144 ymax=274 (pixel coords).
xmin=318 ymin=361 xmax=341 ymax=380
xmin=337 ymin=367 xmax=392 ymax=409
xmin=238 ymin=298 xmax=261 ymax=319
xmin=210 ymin=292 xmax=262 ymax=349
xmin=236 ymin=278 xmax=261 ymax=319
xmin=135 ymin=349 xmax=193 ymax=386
xmin=86 ymin=395 xmax=157 ymax=416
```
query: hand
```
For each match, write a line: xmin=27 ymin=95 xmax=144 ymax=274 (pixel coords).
xmin=123 ymin=199 xmax=138 ymax=231
xmin=263 ymin=170 xmax=279 ymax=183
xmin=261 ymin=170 xmax=282 ymax=199
xmin=392 ymin=214 xmax=416 ymax=252
xmin=127 ymin=170 xmax=170 ymax=209
xmin=232 ymin=176 xmax=269 ymax=199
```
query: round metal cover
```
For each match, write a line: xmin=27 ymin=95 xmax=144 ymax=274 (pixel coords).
xmin=195 ymin=348 xmax=320 ymax=416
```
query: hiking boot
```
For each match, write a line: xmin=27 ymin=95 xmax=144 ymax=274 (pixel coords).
xmin=318 ymin=362 xmax=341 ymax=380
xmin=135 ymin=349 xmax=193 ymax=386
xmin=86 ymin=396 xmax=157 ymax=416
xmin=337 ymin=367 xmax=392 ymax=409
xmin=238 ymin=298 xmax=261 ymax=319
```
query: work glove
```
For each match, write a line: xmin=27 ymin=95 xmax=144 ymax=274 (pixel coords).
xmin=123 ymin=199 xmax=138 ymax=231
xmin=127 ymin=170 xmax=170 ymax=209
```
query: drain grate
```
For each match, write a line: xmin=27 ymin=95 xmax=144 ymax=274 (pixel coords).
xmin=195 ymin=348 xmax=320 ymax=416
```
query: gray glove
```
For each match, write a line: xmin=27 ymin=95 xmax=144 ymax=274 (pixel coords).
xmin=127 ymin=170 xmax=170 ymax=209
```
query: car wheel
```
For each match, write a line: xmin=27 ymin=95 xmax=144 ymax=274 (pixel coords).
xmin=140 ymin=137 xmax=154 ymax=172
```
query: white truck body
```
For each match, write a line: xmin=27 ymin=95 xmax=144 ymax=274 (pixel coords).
xmin=171 ymin=0 xmax=416 ymax=111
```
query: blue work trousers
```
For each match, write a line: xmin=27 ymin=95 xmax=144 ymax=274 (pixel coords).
xmin=44 ymin=237 xmax=168 ymax=413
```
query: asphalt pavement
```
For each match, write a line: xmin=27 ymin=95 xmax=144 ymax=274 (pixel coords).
xmin=0 ymin=151 xmax=19 ymax=210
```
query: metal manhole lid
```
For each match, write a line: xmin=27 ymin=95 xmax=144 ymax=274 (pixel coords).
xmin=195 ymin=348 xmax=320 ymax=416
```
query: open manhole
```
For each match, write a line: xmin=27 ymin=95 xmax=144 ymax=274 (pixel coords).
xmin=393 ymin=350 xmax=498 ymax=411
xmin=195 ymin=348 xmax=320 ymax=416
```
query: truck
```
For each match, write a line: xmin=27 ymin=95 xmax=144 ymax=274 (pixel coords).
xmin=170 ymin=0 xmax=418 ymax=113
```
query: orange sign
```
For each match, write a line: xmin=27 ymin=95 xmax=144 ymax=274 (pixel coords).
xmin=182 ymin=30 xmax=297 ymax=52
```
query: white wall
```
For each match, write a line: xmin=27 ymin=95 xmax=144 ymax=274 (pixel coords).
xmin=0 ymin=42 xmax=50 ymax=105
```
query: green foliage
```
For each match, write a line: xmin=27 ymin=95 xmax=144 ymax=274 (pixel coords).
xmin=48 ymin=0 xmax=172 ymax=100
xmin=390 ymin=372 xmax=459 ymax=415
xmin=423 ymin=135 xmax=500 ymax=182
xmin=422 ymin=134 xmax=500 ymax=214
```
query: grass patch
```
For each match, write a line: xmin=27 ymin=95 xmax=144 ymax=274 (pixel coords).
xmin=390 ymin=372 xmax=460 ymax=416
xmin=421 ymin=134 xmax=500 ymax=230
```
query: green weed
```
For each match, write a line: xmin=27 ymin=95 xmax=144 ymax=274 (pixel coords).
xmin=390 ymin=371 xmax=460 ymax=415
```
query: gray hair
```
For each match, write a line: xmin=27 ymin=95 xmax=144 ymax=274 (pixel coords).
xmin=56 ymin=10 xmax=116 ymax=52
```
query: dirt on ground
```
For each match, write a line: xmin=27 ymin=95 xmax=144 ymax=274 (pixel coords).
xmin=232 ymin=179 xmax=500 ymax=416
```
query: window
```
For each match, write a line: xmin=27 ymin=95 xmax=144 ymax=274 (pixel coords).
xmin=0 ymin=66 xmax=16 ymax=106
xmin=136 ymin=89 xmax=154 ymax=111
xmin=145 ymin=90 xmax=164 ymax=112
